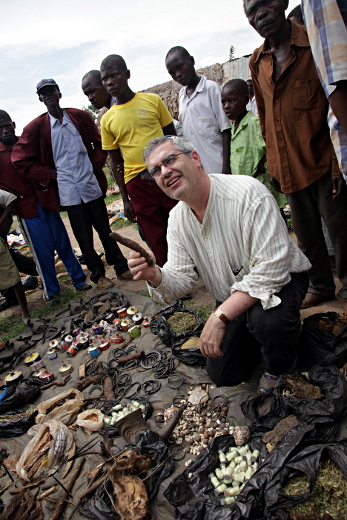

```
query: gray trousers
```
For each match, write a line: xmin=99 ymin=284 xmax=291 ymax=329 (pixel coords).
xmin=286 ymin=173 xmax=347 ymax=298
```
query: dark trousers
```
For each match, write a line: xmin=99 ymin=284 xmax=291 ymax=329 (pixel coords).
xmin=1 ymin=248 xmax=38 ymax=303
xmin=285 ymin=173 xmax=347 ymax=298
xmin=66 ymin=197 xmax=128 ymax=284
xmin=206 ymin=272 xmax=308 ymax=387
xmin=126 ymin=175 xmax=177 ymax=267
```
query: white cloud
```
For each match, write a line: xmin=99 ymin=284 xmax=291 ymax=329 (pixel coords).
xmin=1 ymin=0 xmax=300 ymax=133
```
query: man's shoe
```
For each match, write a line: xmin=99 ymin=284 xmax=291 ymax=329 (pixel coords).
xmin=117 ymin=270 xmax=134 ymax=281
xmin=258 ymin=372 xmax=279 ymax=396
xmin=97 ymin=276 xmax=115 ymax=290
xmin=76 ymin=283 xmax=92 ymax=292
xmin=301 ymin=293 xmax=335 ymax=309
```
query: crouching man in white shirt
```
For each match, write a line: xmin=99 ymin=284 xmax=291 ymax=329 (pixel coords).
xmin=128 ymin=136 xmax=311 ymax=394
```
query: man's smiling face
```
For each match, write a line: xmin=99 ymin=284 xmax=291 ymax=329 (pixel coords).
xmin=147 ymin=141 xmax=202 ymax=202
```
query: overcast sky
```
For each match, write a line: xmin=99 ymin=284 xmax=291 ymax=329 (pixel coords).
xmin=0 ymin=0 xmax=298 ymax=133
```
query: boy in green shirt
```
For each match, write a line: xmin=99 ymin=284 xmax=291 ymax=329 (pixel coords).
xmin=221 ymin=79 xmax=287 ymax=209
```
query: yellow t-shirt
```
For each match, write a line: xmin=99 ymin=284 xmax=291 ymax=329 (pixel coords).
xmin=100 ymin=92 xmax=173 ymax=184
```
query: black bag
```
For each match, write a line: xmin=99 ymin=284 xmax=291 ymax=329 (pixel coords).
xmin=0 ymin=410 xmax=37 ymax=438
xmin=242 ymin=366 xmax=347 ymax=432
xmin=80 ymin=429 xmax=173 ymax=519
xmin=298 ymin=312 xmax=347 ymax=370
xmin=172 ymin=337 xmax=206 ymax=366
xmin=150 ymin=300 xmax=205 ymax=347
xmin=0 ymin=381 xmax=41 ymax=414
xmin=165 ymin=425 xmax=347 ymax=520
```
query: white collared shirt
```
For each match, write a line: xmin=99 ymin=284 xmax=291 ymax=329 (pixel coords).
xmin=148 ymin=174 xmax=311 ymax=310
xmin=179 ymin=76 xmax=231 ymax=174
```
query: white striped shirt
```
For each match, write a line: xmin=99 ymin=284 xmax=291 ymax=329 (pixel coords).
xmin=148 ymin=175 xmax=311 ymax=310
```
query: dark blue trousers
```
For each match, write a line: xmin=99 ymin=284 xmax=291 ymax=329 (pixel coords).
xmin=19 ymin=201 xmax=86 ymax=299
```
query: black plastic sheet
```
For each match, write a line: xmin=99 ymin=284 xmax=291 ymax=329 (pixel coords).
xmin=0 ymin=381 xmax=41 ymax=414
xmin=172 ymin=337 xmax=206 ymax=366
xmin=0 ymin=410 xmax=37 ymax=438
xmin=80 ymin=429 xmax=173 ymax=519
xmin=165 ymin=425 xmax=347 ymax=520
xmin=298 ymin=312 xmax=347 ymax=370
xmin=150 ymin=300 xmax=205 ymax=352
xmin=242 ymin=366 xmax=347 ymax=434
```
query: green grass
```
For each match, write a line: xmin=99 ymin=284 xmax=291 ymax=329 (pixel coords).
xmin=185 ymin=302 xmax=214 ymax=321
xmin=111 ymin=218 xmax=135 ymax=230
xmin=0 ymin=287 xmax=81 ymax=342
xmin=134 ymin=290 xmax=151 ymax=298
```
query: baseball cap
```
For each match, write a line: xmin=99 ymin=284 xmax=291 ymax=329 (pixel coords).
xmin=36 ymin=79 xmax=60 ymax=94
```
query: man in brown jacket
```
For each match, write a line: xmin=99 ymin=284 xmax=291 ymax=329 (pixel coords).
xmin=244 ymin=0 xmax=347 ymax=308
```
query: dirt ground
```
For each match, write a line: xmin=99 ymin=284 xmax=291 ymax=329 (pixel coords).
xmin=1 ymin=215 xmax=345 ymax=323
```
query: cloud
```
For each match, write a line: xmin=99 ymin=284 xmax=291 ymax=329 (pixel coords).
xmin=1 ymin=0 xmax=299 ymax=133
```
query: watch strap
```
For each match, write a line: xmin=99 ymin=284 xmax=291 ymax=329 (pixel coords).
xmin=213 ymin=307 xmax=230 ymax=325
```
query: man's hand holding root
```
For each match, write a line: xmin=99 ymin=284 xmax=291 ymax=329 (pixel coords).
xmin=128 ymin=251 xmax=162 ymax=286
xmin=199 ymin=313 xmax=225 ymax=358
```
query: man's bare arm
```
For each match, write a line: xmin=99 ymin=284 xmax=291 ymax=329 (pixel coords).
xmin=108 ymin=149 xmax=137 ymax=223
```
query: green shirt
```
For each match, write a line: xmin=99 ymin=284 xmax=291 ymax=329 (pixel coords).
xmin=230 ymin=111 xmax=287 ymax=208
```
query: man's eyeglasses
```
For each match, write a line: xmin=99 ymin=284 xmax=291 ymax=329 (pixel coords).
xmin=149 ymin=152 xmax=190 ymax=178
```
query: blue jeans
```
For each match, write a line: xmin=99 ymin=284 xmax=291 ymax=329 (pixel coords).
xmin=206 ymin=272 xmax=309 ymax=387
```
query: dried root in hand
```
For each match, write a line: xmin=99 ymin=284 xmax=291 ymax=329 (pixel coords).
xmin=110 ymin=232 xmax=154 ymax=266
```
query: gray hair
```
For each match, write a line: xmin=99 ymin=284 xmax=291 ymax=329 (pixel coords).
xmin=143 ymin=135 xmax=196 ymax=165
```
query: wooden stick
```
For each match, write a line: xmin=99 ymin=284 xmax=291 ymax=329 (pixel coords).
xmin=9 ymin=479 xmax=44 ymax=494
xmin=109 ymin=232 xmax=153 ymax=266
xmin=66 ymin=468 xmax=107 ymax=520
xmin=79 ymin=364 xmax=86 ymax=380
xmin=117 ymin=350 xmax=145 ymax=366
xmin=49 ymin=457 xmax=85 ymax=520
xmin=38 ymin=486 xmax=56 ymax=500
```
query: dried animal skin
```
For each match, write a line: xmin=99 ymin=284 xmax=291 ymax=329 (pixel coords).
xmin=284 ymin=374 xmax=324 ymax=399
xmin=262 ymin=415 xmax=300 ymax=452
xmin=110 ymin=469 xmax=151 ymax=520
xmin=113 ymin=449 xmax=153 ymax=475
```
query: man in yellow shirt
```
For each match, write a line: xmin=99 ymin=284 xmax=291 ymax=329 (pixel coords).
xmin=100 ymin=54 xmax=177 ymax=267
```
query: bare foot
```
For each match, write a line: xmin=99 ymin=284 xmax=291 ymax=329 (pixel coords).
xmin=22 ymin=314 xmax=31 ymax=324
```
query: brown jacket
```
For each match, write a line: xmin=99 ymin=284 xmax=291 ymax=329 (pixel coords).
xmin=12 ymin=108 xmax=107 ymax=211
xmin=249 ymin=21 xmax=340 ymax=193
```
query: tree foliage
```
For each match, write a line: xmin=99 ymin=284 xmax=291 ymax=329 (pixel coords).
xmin=229 ymin=45 xmax=236 ymax=61
xmin=82 ymin=104 xmax=99 ymax=121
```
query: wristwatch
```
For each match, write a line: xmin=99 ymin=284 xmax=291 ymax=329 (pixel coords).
xmin=213 ymin=307 xmax=230 ymax=325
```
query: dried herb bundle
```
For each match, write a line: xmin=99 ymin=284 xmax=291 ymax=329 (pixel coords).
xmin=167 ymin=312 xmax=198 ymax=333
xmin=283 ymin=459 xmax=347 ymax=519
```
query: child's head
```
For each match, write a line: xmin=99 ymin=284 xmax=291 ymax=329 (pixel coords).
xmin=100 ymin=54 xmax=130 ymax=98
xmin=221 ymin=79 xmax=249 ymax=121
xmin=165 ymin=46 xmax=195 ymax=86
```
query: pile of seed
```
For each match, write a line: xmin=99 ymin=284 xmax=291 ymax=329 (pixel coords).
xmin=167 ymin=312 xmax=198 ymax=333
xmin=168 ymin=400 xmax=247 ymax=457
